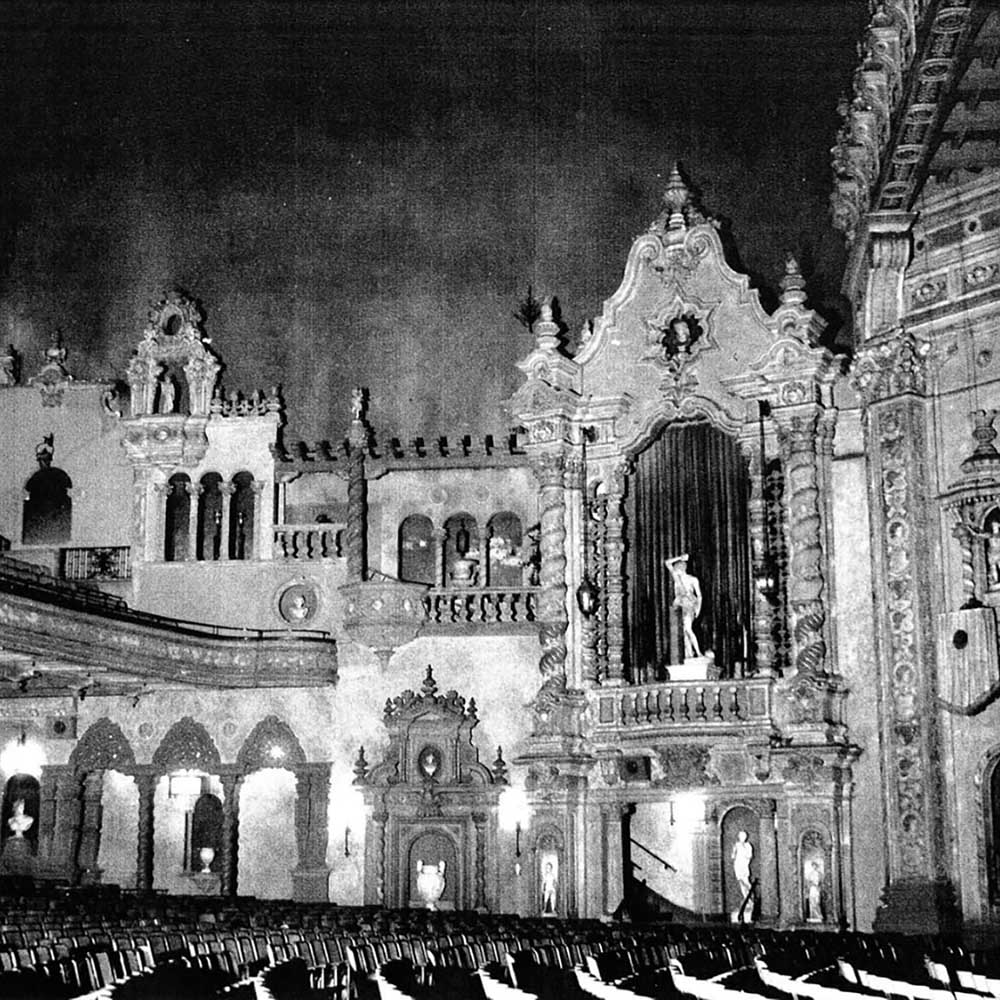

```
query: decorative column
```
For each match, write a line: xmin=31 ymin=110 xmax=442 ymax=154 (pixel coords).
xmin=433 ymin=528 xmax=447 ymax=588
xmin=603 ymin=464 xmax=628 ymax=685
xmin=600 ymin=803 xmax=625 ymax=916
xmin=132 ymin=476 xmax=150 ymax=562
xmin=37 ymin=765 xmax=79 ymax=881
xmin=218 ymin=482 xmax=234 ymax=561
xmin=533 ymin=450 xmax=569 ymax=709
xmin=252 ymin=480 xmax=266 ymax=559
xmin=151 ymin=481 xmax=172 ymax=562
xmin=368 ymin=810 xmax=388 ymax=905
xmin=76 ymin=770 xmax=105 ymax=885
xmin=743 ymin=438 xmax=777 ymax=675
xmin=472 ymin=811 xmax=488 ymax=911
xmin=185 ymin=482 xmax=203 ymax=561
xmin=854 ymin=329 xmax=959 ymax=933
xmin=292 ymin=765 xmax=331 ymax=902
xmin=219 ymin=772 xmax=242 ymax=897
xmin=346 ymin=391 xmax=368 ymax=583
xmin=135 ymin=771 xmax=156 ymax=892
xmin=773 ymin=409 xmax=828 ymax=678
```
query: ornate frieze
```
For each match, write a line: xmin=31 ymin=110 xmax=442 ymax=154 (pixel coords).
xmin=70 ymin=718 xmax=136 ymax=774
xmin=852 ymin=327 xmax=929 ymax=405
xmin=651 ymin=744 xmax=713 ymax=788
xmin=29 ymin=334 xmax=74 ymax=407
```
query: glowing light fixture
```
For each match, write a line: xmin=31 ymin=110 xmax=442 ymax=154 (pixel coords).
xmin=498 ymin=785 xmax=531 ymax=857
xmin=0 ymin=733 xmax=45 ymax=778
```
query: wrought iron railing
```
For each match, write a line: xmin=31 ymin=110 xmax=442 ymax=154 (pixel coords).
xmin=61 ymin=546 xmax=132 ymax=581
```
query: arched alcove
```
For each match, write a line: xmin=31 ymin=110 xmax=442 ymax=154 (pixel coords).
xmin=191 ymin=792 xmax=223 ymax=872
xmin=238 ymin=768 xmax=297 ymax=899
xmin=984 ymin=749 xmax=1000 ymax=909
xmin=398 ymin=514 xmax=435 ymax=585
xmin=1 ymin=773 xmax=40 ymax=855
xmin=197 ymin=472 xmax=224 ymax=561
xmin=71 ymin=718 xmax=137 ymax=774
xmin=152 ymin=717 xmax=222 ymax=773
xmin=487 ymin=512 xmax=523 ymax=587
xmin=720 ymin=804 xmax=761 ymax=921
xmin=626 ymin=420 xmax=751 ymax=679
xmin=230 ymin=471 xmax=255 ymax=560
xmin=236 ymin=715 xmax=306 ymax=773
xmin=164 ymin=473 xmax=192 ymax=562
xmin=443 ymin=512 xmax=479 ymax=586
xmin=22 ymin=466 xmax=72 ymax=545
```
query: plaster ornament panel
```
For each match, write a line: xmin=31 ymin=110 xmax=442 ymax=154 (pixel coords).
xmin=70 ymin=718 xmax=136 ymax=773
xmin=29 ymin=334 xmax=73 ymax=407
xmin=652 ymin=744 xmax=714 ymax=788
xmin=276 ymin=581 xmax=320 ymax=625
xmin=151 ymin=716 xmax=222 ymax=772
xmin=852 ymin=328 xmax=929 ymax=405
xmin=778 ymin=753 xmax=827 ymax=791
xmin=236 ymin=715 xmax=307 ymax=772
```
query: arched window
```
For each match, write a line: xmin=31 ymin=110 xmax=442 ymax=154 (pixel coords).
xmin=22 ymin=466 xmax=72 ymax=545
xmin=443 ymin=513 xmax=479 ymax=587
xmin=229 ymin=471 xmax=255 ymax=560
xmin=1 ymin=773 xmax=41 ymax=858
xmin=164 ymin=473 xmax=191 ymax=562
xmin=190 ymin=792 xmax=223 ymax=873
xmin=197 ymin=472 xmax=223 ymax=561
xmin=986 ymin=753 xmax=1000 ymax=906
xmin=487 ymin=512 xmax=523 ymax=587
xmin=399 ymin=514 xmax=435 ymax=584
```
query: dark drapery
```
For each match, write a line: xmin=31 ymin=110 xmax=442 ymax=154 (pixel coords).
xmin=625 ymin=421 xmax=751 ymax=678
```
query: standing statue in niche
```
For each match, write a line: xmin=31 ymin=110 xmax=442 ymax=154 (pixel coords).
xmin=987 ymin=520 xmax=1000 ymax=589
xmin=805 ymin=859 xmax=823 ymax=922
xmin=666 ymin=554 xmax=702 ymax=659
xmin=6 ymin=799 xmax=33 ymax=839
xmin=731 ymin=830 xmax=753 ymax=923
xmin=158 ymin=376 xmax=176 ymax=414
xmin=541 ymin=860 xmax=558 ymax=915
xmin=1 ymin=799 xmax=35 ymax=877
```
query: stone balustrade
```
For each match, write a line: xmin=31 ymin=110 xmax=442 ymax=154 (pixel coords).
xmin=591 ymin=676 xmax=774 ymax=732
xmin=424 ymin=586 xmax=539 ymax=625
xmin=273 ymin=524 xmax=344 ymax=560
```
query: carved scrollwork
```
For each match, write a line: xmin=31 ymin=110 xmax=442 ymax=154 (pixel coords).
xmin=651 ymin=744 xmax=713 ymax=788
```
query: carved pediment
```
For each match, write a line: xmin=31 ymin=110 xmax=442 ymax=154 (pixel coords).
xmin=361 ymin=666 xmax=497 ymax=789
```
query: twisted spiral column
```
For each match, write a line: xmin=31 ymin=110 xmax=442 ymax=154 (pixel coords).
xmin=219 ymin=773 xmax=243 ymax=897
xmin=135 ymin=771 xmax=156 ymax=892
xmin=533 ymin=451 xmax=569 ymax=699
xmin=346 ymin=420 xmax=368 ymax=582
xmin=776 ymin=411 xmax=827 ymax=676
xmin=603 ymin=465 xmax=628 ymax=684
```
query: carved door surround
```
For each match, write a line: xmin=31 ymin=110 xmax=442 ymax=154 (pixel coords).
xmin=355 ymin=666 xmax=506 ymax=910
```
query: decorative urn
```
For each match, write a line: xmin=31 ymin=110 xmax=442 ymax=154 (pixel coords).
xmin=197 ymin=847 xmax=216 ymax=873
xmin=415 ymin=859 xmax=446 ymax=910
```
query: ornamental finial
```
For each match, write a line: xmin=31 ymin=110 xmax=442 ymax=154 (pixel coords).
xmin=651 ymin=163 xmax=708 ymax=235
xmin=780 ymin=254 xmax=807 ymax=307
xmin=421 ymin=664 xmax=438 ymax=698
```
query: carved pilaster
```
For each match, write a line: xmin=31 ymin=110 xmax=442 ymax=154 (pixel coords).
xmin=151 ymin=480 xmax=172 ymax=563
xmin=855 ymin=333 xmax=957 ymax=931
xmin=603 ymin=465 xmax=628 ymax=685
xmin=219 ymin=773 xmax=242 ymax=897
xmin=38 ymin=765 xmax=78 ymax=880
xmin=76 ymin=770 xmax=105 ymax=885
xmin=774 ymin=410 xmax=828 ymax=678
xmin=292 ymin=765 xmax=331 ymax=902
xmin=132 ymin=477 xmax=149 ymax=563
xmin=135 ymin=771 xmax=156 ymax=892
xmin=472 ymin=811 xmax=487 ymax=911
xmin=532 ymin=451 xmax=569 ymax=705
xmin=743 ymin=440 xmax=777 ymax=675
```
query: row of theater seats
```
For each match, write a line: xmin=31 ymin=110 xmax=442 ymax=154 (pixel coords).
xmin=0 ymin=884 xmax=997 ymax=1000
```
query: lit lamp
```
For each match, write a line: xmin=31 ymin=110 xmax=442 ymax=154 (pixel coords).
xmin=498 ymin=785 xmax=530 ymax=858
xmin=340 ymin=786 xmax=367 ymax=858
xmin=0 ymin=731 xmax=45 ymax=778
xmin=167 ymin=771 xmax=202 ymax=802
xmin=753 ymin=556 xmax=778 ymax=602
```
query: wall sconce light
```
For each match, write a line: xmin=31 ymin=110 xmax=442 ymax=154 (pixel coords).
xmin=499 ymin=785 xmax=530 ymax=858
xmin=515 ymin=821 xmax=523 ymax=858
xmin=344 ymin=825 xmax=351 ymax=857
xmin=753 ymin=556 xmax=779 ymax=602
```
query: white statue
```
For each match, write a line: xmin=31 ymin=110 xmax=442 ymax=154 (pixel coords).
xmin=7 ymin=799 xmax=33 ymax=839
xmin=666 ymin=554 xmax=702 ymax=659
xmin=988 ymin=520 xmax=1000 ymax=588
xmin=541 ymin=860 xmax=558 ymax=915
xmin=159 ymin=376 xmax=176 ymax=414
xmin=287 ymin=594 xmax=310 ymax=621
xmin=805 ymin=860 xmax=823 ymax=922
xmin=731 ymin=830 xmax=753 ymax=921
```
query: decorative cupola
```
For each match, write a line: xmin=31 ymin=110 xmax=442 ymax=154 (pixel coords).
xmin=121 ymin=290 xmax=220 ymax=468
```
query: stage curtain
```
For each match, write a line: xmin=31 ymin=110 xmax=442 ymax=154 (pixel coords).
xmin=625 ymin=421 xmax=751 ymax=678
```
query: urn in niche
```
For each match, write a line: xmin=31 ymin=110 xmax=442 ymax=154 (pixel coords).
xmin=415 ymin=859 xmax=446 ymax=910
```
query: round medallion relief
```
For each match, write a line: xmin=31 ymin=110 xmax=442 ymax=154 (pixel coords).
xmin=137 ymin=722 xmax=154 ymax=740
xmin=277 ymin=582 xmax=319 ymax=624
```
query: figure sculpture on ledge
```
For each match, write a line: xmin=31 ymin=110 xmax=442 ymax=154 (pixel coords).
xmin=7 ymin=799 xmax=33 ymax=839
xmin=731 ymin=829 xmax=753 ymax=923
xmin=541 ymin=860 xmax=558 ymax=915
xmin=666 ymin=554 xmax=702 ymax=659
xmin=158 ymin=376 xmax=176 ymax=414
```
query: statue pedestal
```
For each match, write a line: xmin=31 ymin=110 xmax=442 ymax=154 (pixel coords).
xmin=666 ymin=656 xmax=714 ymax=681
xmin=292 ymin=866 xmax=331 ymax=902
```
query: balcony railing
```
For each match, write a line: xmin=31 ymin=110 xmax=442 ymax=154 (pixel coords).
xmin=591 ymin=677 xmax=774 ymax=731
xmin=61 ymin=546 xmax=132 ymax=581
xmin=424 ymin=586 xmax=540 ymax=625
xmin=273 ymin=523 xmax=344 ymax=560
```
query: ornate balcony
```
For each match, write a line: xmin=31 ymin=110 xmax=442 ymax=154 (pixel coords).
xmin=273 ymin=523 xmax=344 ymax=560
xmin=423 ymin=586 xmax=539 ymax=627
xmin=589 ymin=676 xmax=775 ymax=738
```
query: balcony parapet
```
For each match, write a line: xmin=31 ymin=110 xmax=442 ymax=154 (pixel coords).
xmin=423 ymin=587 xmax=539 ymax=629
xmin=590 ymin=676 xmax=775 ymax=735
xmin=0 ymin=589 xmax=337 ymax=689
xmin=273 ymin=524 xmax=344 ymax=560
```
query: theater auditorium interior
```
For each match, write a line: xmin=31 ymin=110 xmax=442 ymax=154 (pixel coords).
xmin=3 ymin=0 xmax=1000 ymax=997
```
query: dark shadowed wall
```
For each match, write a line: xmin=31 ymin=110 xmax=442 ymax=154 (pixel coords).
xmin=0 ymin=0 xmax=867 ymax=441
